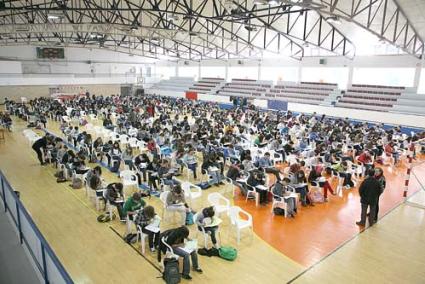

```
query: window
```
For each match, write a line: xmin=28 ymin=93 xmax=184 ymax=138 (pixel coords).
xmin=228 ymin=66 xmax=258 ymax=80
xmin=261 ymin=67 xmax=298 ymax=83
xmin=178 ymin=66 xmax=199 ymax=80
xmin=353 ymin=68 xmax=415 ymax=87
xmin=155 ymin=66 xmax=175 ymax=80
xmin=301 ymin=67 xmax=348 ymax=89
xmin=200 ymin=66 xmax=226 ymax=79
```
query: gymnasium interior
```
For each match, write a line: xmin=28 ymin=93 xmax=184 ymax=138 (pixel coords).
xmin=1 ymin=0 xmax=425 ymax=283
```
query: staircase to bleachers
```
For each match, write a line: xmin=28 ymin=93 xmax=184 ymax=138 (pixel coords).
xmin=265 ymin=81 xmax=340 ymax=105
xmin=186 ymin=77 xmax=225 ymax=94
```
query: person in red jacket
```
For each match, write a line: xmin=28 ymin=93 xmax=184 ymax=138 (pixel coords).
xmin=357 ymin=150 xmax=373 ymax=174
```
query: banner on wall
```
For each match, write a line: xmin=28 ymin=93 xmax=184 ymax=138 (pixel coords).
xmin=268 ymin=100 xmax=288 ymax=111
xmin=185 ymin=91 xmax=198 ymax=100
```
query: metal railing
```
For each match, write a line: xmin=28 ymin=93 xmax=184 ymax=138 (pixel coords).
xmin=0 ymin=170 xmax=73 ymax=284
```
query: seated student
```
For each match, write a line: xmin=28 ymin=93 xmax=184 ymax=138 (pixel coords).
xmin=135 ymin=205 xmax=161 ymax=252
xmin=105 ymin=182 xmax=125 ymax=221
xmin=134 ymin=153 xmax=150 ymax=184
xmin=146 ymin=158 xmax=161 ymax=191
xmin=123 ymin=192 xmax=146 ymax=221
xmin=257 ymin=152 xmax=281 ymax=181
xmin=87 ymin=166 xmax=105 ymax=197
xmin=122 ymin=145 xmax=135 ymax=170
xmin=332 ymin=161 xmax=354 ymax=189
xmin=101 ymin=140 xmax=113 ymax=164
xmin=201 ymin=154 xmax=223 ymax=186
xmin=107 ymin=142 xmax=122 ymax=170
xmin=247 ymin=169 xmax=268 ymax=205
xmin=183 ymin=149 xmax=198 ymax=179
xmin=165 ymin=185 xmax=190 ymax=225
xmin=195 ymin=206 xmax=220 ymax=249
xmin=158 ymin=226 xmax=202 ymax=280
xmin=289 ymin=170 xmax=311 ymax=206
xmin=384 ymin=141 xmax=399 ymax=165
xmin=308 ymin=166 xmax=335 ymax=201
xmin=158 ymin=159 xmax=178 ymax=187
xmin=241 ymin=155 xmax=255 ymax=172
xmin=357 ymin=149 xmax=374 ymax=173
xmin=226 ymin=144 xmax=240 ymax=164
xmin=272 ymin=178 xmax=297 ymax=217
xmin=103 ymin=116 xmax=114 ymax=130
xmin=226 ymin=163 xmax=243 ymax=181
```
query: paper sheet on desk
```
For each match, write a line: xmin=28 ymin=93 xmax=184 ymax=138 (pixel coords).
xmin=180 ymin=240 xmax=198 ymax=254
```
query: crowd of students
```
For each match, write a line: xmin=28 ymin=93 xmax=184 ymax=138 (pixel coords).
xmin=4 ymin=92 xmax=425 ymax=278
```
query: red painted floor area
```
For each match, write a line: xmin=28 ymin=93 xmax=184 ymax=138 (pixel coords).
xmin=234 ymin=157 xmax=425 ymax=267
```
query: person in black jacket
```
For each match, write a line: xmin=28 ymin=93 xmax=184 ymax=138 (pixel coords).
xmin=158 ymin=226 xmax=202 ymax=280
xmin=356 ymin=169 xmax=382 ymax=227
xmin=32 ymin=135 xmax=52 ymax=165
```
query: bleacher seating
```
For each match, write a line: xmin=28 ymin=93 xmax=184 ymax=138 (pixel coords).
xmin=335 ymin=84 xmax=415 ymax=112
xmin=391 ymin=93 xmax=425 ymax=115
xmin=150 ymin=77 xmax=195 ymax=92
xmin=187 ymin=77 xmax=225 ymax=94
xmin=265 ymin=81 xmax=339 ymax=105
xmin=216 ymin=79 xmax=273 ymax=98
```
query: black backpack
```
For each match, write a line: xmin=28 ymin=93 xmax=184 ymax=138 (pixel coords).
xmin=163 ymin=257 xmax=181 ymax=284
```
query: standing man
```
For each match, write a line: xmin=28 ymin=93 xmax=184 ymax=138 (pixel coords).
xmin=32 ymin=134 xmax=51 ymax=165
xmin=356 ymin=169 xmax=381 ymax=227
xmin=373 ymin=167 xmax=386 ymax=223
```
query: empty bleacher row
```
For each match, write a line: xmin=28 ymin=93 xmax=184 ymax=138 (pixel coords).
xmin=187 ymin=77 xmax=225 ymax=93
xmin=265 ymin=81 xmax=339 ymax=105
xmin=335 ymin=84 xmax=416 ymax=112
xmin=147 ymin=77 xmax=425 ymax=115
xmin=150 ymin=77 xmax=195 ymax=92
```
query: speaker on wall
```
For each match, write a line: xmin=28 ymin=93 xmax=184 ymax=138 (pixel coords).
xmin=319 ymin=58 xmax=327 ymax=65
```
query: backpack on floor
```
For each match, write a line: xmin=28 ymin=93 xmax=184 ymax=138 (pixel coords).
xmin=97 ymin=212 xmax=115 ymax=223
xmin=163 ymin=257 xmax=181 ymax=284
xmin=124 ymin=233 xmax=138 ymax=244
xmin=218 ymin=246 xmax=237 ymax=261
xmin=197 ymin=182 xmax=210 ymax=190
xmin=273 ymin=207 xmax=285 ymax=216
xmin=72 ymin=177 xmax=83 ymax=189
xmin=309 ymin=190 xmax=324 ymax=203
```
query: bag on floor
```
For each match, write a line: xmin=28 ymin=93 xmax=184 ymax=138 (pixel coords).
xmin=110 ymin=160 xmax=120 ymax=173
xmin=273 ymin=207 xmax=285 ymax=216
xmin=163 ymin=257 xmax=181 ymax=284
xmin=97 ymin=213 xmax=115 ymax=223
xmin=218 ymin=246 xmax=237 ymax=261
xmin=124 ymin=233 xmax=138 ymax=244
xmin=185 ymin=211 xmax=194 ymax=226
xmin=197 ymin=182 xmax=210 ymax=190
xmin=309 ymin=190 xmax=324 ymax=203
xmin=72 ymin=177 xmax=83 ymax=189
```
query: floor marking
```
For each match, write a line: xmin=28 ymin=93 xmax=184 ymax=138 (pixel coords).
xmin=109 ymin=226 xmax=163 ymax=274
xmin=286 ymin=198 xmax=413 ymax=283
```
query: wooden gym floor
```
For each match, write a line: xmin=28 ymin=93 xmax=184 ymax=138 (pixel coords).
xmin=1 ymin=115 xmax=425 ymax=283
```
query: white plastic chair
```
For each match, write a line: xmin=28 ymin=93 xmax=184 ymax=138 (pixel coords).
xmin=120 ymin=134 xmax=129 ymax=146
xmin=129 ymin=137 xmax=139 ymax=149
xmin=245 ymin=184 xmax=260 ymax=207
xmin=119 ymin=170 xmax=139 ymax=193
xmin=207 ymin=192 xmax=230 ymax=216
xmin=159 ymin=191 xmax=175 ymax=222
xmin=89 ymin=114 xmax=98 ymax=121
xmin=192 ymin=212 xmax=221 ymax=248
xmin=181 ymin=181 xmax=202 ymax=207
xmin=136 ymin=225 xmax=148 ymax=254
xmin=229 ymin=206 xmax=253 ymax=244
